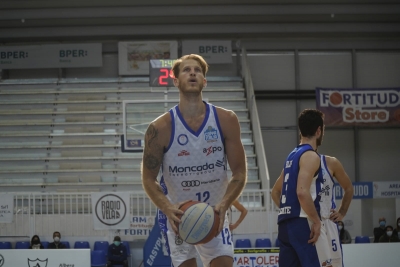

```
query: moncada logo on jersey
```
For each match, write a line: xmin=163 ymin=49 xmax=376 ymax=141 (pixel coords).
xmin=169 ymin=158 xmax=225 ymax=177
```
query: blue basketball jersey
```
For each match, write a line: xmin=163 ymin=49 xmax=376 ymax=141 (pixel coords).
xmin=278 ymin=144 xmax=324 ymax=224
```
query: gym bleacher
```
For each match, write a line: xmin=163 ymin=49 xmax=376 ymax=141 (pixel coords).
xmin=0 ymin=78 xmax=261 ymax=191
xmin=0 ymin=73 xmax=272 ymax=266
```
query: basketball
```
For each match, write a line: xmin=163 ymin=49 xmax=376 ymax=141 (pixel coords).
xmin=176 ymin=201 xmax=220 ymax=245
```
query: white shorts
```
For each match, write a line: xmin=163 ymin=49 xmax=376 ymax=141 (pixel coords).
xmin=166 ymin=214 xmax=234 ymax=267
xmin=313 ymin=218 xmax=343 ymax=267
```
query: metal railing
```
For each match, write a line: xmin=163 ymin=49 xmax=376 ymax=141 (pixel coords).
xmin=241 ymin=48 xmax=274 ymax=240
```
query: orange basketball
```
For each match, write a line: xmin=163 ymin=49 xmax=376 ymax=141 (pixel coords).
xmin=176 ymin=200 xmax=220 ymax=245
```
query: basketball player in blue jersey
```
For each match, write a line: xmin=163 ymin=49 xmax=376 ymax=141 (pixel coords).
xmin=141 ymin=54 xmax=247 ymax=267
xmin=271 ymin=109 xmax=354 ymax=267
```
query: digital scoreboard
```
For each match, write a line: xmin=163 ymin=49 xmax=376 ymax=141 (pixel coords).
xmin=149 ymin=59 xmax=176 ymax=87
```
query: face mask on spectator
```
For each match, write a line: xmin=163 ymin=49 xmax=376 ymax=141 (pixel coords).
xmin=54 ymin=237 xmax=60 ymax=243
xmin=338 ymin=225 xmax=343 ymax=230
xmin=387 ymin=231 xmax=393 ymax=237
xmin=380 ymin=221 xmax=386 ymax=227
xmin=114 ymin=241 xmax=121 ymax=246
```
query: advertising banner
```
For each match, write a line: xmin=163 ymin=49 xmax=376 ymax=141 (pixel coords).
xmin=91 ymin=192 xmax=130 ymax=230
xmin=0 ymin=194 xmax=13 ymax=223
xmin=373 ymin=181 xmax=400 ymax=198
xmin=0 ymin=43 xmax=102 ymax=69
xmin=316 ymin=87 xmax=400 ymax=126
xmin=182 ymin=40 xmax=232 ymax=64
xmin=234 ymin=248 xmax=279 ymax=267
xmin=118 ymin=216 xmax=155 ymax=238
xmin=118 ymin=41 xmax=178 ymax=75
xmin=335 ymin=182 xmax=373 ymax=199
xmin=0 ymin=249 xmax=90 ymax=267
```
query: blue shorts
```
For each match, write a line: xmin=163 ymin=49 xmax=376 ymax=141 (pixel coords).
xmin=278 ymin=217 xmax=327 ymax=267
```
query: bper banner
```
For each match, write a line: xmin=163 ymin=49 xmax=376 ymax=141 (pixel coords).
xmin=91 ymin=192 xmax=130 ymax=230
xmin=0 ymin=43 xmax=102 ymax=69
xmin=316 ymin=87 xmax=400 ymax=126
xmin=0 ymin=193 xmax=14 ymax=223
xmin=182 ymin=40 xmax=232 ymax=64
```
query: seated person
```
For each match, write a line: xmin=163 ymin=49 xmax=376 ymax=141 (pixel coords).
xmin=107 ymin=236 xmax=128 ymax=267
xmin=379 ymin=225 xmax=400 ymax=243
xmin=338 ymin=221 xmax=352 ymax=244
xmin=48 ymin=231 xmax=66 ymax=249
xmin=373 ymin=217 xmax=386 ymax=243
xmin=29 ymin=235 xmax=44 ymax=249
xmin=393 ymin=217 xmax=400 ymax=239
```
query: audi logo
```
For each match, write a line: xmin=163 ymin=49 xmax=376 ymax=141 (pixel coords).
xmin=181 ymin=180 xmax=200 ymax=187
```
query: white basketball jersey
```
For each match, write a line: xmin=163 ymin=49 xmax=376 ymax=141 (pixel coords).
xmin=160 ymin=102 xmax=229 ymax=206
xmin=319 ymin=155 xmax=337 ymax=219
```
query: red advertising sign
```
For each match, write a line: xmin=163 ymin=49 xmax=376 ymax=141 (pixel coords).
xmin=316 ymin=88 xmax=400 ymax=126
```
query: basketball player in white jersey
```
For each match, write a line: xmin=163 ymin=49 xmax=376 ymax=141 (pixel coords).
xmin=142 ymin=54 xmax=247 ymax=267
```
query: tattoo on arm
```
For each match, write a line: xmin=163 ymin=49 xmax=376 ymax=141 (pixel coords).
xmin=144 ymin=153 xmax=160 ymax=170
xmin=143 ymin=124 xmax=164 ymax=171
xmin=146 ymin=125 xmax=158 ymax=147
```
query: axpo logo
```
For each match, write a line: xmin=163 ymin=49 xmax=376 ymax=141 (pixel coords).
xmin=181 ymin=180 xmax=201 ymax=187
xmin=95 ymin=194 xmax=127 ymax=226
xmin=203 ymin=146 xmax=222 ymax=156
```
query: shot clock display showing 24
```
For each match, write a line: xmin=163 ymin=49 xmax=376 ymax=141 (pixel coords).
xmin=149 ymin=59 xmax=176 ymax=87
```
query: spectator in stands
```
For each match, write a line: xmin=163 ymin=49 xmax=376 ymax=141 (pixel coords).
xmin=337 ymin=221 xmax=352 ymax=244
xmin=373 ymin=217 xmax=386 ymax=243
xmin=107 ymin=236 xmax=128 ymax=267
xmin=393 ymin=217 xmax=400 ymax=239
xmin=379 ymin=225 xmax=399 ymax=243
xmin=48 ymin=231 xmax=66 ymax=249
xmin=229 ymin=200 xmax=248 ymax=232
xmin=29 ymin=235 xmax=44 ymax=249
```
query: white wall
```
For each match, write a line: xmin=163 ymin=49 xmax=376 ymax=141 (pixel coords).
xmin=343 ymin=243 xmax=400 ymax=267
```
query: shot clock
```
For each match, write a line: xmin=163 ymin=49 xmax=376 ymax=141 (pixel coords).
xmin=149 ymin=59 xmax=176 ymax=87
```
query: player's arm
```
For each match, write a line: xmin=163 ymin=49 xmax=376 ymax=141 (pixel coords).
xmin=271 ymin=169 xmax=284 ymax=208
xmin=229 ymin=200 xmax=248 ymax=231
xmin=328 ymin=157 xmax=354 ymax=222
xmin=216 ymin=108 xmax=247 ymax=232
xmin=297 ymin=151 xmax=321 ymax=245
xmin=141 ymin=116 xmax=184 ymax=233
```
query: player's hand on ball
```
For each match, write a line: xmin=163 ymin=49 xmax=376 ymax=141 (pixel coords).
xmin=165 ymin=200 xmax=191 ymax=234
